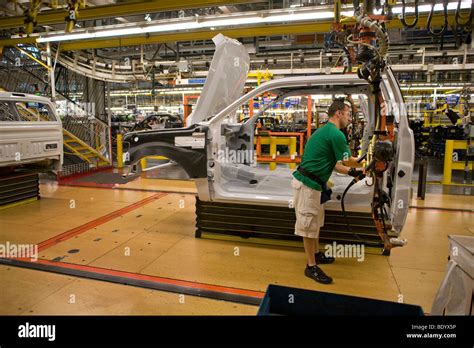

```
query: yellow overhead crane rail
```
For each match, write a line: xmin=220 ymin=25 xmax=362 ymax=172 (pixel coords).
xmin=0 ymin=0 xmax=262 ymax=30
xmin=0 ymin=13 xmax=455 ymax=51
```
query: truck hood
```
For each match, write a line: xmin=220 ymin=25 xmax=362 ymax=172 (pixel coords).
xmin=186 ymin=34 xmax=250 ymax=126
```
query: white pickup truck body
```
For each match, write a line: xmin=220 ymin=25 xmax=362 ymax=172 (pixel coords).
xmin=122 ymin=34 xmax=415 ymax=249
xmin=0 ymin=92 xmax=63 ymax=172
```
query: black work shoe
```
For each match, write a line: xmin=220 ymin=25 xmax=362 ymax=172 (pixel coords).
xmin=315 ymin=252 xmax=335 ymax=264
xmin=305 ymin=265 xmax=333 ymax=284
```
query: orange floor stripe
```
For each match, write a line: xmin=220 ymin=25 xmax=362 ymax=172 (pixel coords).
xmin=35 ymin=259 xmax=265 ymax=299
xmin=37 ymin=192 xmax=168 ymax=252
xmin=2 ymin=257 xmax=265 ymax=303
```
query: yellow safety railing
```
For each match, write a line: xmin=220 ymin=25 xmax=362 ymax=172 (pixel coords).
xmin=442 ymin=139 xmax=473 ymax=185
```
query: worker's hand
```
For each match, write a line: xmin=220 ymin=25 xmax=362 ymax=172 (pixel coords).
xmin=349 ymin=156 xmax=365 ymax=167
xmin=348 ymin=168 xmax=365 ymax=180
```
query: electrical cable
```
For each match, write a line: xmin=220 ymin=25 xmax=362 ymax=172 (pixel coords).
xmin=400 ymin=0 xmax=419 ymax=29
xmin=427 ymin=0 xmax=449 ymax=37
xmin=455 ymin=0 xmax=473 ymax=29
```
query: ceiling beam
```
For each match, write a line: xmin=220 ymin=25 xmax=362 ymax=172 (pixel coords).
xmin=59 ymin=23 xmax=333 ymax=51
xmin=0 ymin=14 xmax=458 ymax=50
xmin=0 ymin=0 xmax=263 ymax=30
xmin=60 ymin=14 xmax=455 ymax=51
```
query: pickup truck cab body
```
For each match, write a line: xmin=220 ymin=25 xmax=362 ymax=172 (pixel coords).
xmin=0 ymin=92 xmax=63 ymax=172
xmin=123 ymin=34 xmax=414 ymax=246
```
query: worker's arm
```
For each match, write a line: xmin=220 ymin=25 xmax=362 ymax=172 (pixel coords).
xmin=335 ymin=162 xmax=366 ymax=176
xmin=342 ymin=156 xmax=365 ymax=168
xmin=334 ymin=162 xmax=350 ymax=175
xmin=331 ymin=128 xmax=365 ymax=169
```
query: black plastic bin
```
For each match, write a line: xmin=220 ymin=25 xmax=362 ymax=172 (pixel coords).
xmin=257 ymin=284 xmax=424 ymax=316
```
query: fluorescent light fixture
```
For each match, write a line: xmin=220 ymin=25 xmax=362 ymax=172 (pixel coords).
xmin=400 ymin=86 xmax=472 ymax=90
xmin=203 ymin=17 xmax=262 ymax=27
xmin=109 ymin=88 xmax=202 ymax=96
xmin=161 ymin=90 xmax=203 ymax=95
xmin=145 ymin=22 xmax=201 ymax=33
xmin=400 ymin=82 xmax=472 ymax=87
xmin=95 ymin=27 xmax=145 ymax=38
xmin=263 ymin=11 xmax=333 ymax=22
xmin=36 ymin=7 xmax=341 ymax=43
xmin=377 ymin=1 xmax=471 ymax=14
xmin=393 ymin=1 xmax=471 ymax=14
xmin=38 ymin=32 xmax=96 ymax=41
xmin=36 ymin=1 xmax=472 ymax=43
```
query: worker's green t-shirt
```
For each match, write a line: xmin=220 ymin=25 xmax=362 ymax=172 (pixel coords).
xmin=293 ymin=122 xmax=351 ymax=191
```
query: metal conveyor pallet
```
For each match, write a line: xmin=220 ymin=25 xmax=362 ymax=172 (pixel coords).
xmin=0 ymin=172 xmax=39 ymax=207
xmin=195 ymin=197 xmax=383 ymax=248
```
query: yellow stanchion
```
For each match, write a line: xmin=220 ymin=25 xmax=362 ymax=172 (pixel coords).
xmin=289 ymin=136 xmax=297 ymax=170
xmin=116 ymin=133 xmax=123 ymax=168
xmin=269 ymin=136 xmax=277 ymax=171
xmin=442 ymin=139 xmax=473 ymax=185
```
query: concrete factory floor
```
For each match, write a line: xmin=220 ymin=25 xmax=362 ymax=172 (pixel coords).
xmin=0 ymin=172 xmax=472 ymax=315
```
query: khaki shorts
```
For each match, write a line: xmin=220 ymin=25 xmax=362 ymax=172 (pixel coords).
xmin=292 ymin=178 xmax=325 ymax=239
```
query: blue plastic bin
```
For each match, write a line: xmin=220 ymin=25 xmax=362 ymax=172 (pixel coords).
xmin=257 ymin=284 xmax=424 ymax=316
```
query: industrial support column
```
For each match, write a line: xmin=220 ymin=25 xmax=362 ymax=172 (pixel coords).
xmin=307 ymin=95 xmax=312 ymax=139
xmin=46 ymin=39 xmax=56 ymax=100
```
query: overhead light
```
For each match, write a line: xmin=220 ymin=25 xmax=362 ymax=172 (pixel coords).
xmin=143 ymin=22 xmax=201 ymax=33
xmin=371 ymin=1 xmax=471 ymax=15
xmin=36 ymin=1 xmax=472 ymax=43
xmin=38 ymin=32 xmax=96 ymax=42
xmin=203 ymin=17 xmax=262 ymax=27
xmin=264 ymin=11 xmax=333 ymax=22
xmin=109 ymin=87 xmax=203 ymax=96
xmin=400 ymin=86 xmax=472 ymax=91
xmin=35 ymin=7 xmax=342 ymax=43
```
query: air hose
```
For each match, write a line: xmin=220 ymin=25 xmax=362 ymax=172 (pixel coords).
xmin=340 ymin=154 xmax=367 ymax=242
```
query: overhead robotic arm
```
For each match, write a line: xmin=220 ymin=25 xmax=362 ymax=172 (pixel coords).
xmin=338 ymin=0 xmax=411 ymax=255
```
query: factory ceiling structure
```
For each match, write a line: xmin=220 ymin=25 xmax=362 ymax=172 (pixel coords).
xmin=0 ymin=0 xmax=472 ymax=84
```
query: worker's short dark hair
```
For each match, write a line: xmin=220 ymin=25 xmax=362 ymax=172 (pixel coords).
xmin=328 ymin=100 xmax=348 ymax=117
